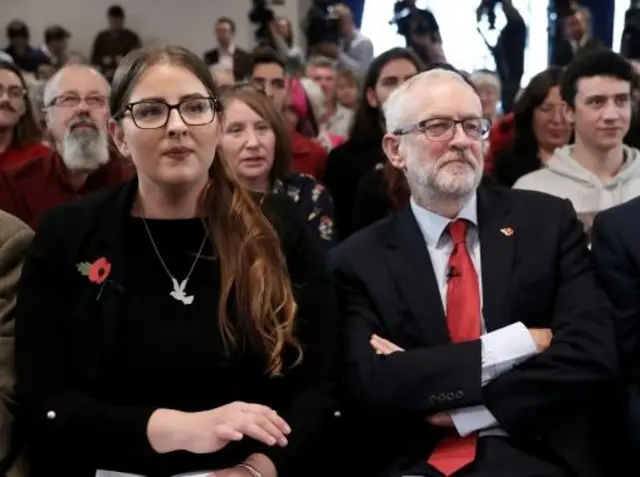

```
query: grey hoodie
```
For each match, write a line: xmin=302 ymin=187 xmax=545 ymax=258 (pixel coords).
xmin=513 ymin=145 xmax=640 ymax=214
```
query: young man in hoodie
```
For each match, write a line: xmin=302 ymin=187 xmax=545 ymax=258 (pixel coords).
xmin=514 ymin=49 xmax=640 ymax=240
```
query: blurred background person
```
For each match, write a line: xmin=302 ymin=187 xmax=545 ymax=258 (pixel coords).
xmin=305 ymin=56 xmax=354 ymax=138
xmin=219 ymin=84 xmax=335 ymax=248
xmin=3 ymin=21 xmax=48 ymax=75
xmin=203 ymin=17 xmax=252 ymax=81
xmin=0 ymin=61 xmax=49 ymax=171
xmin=324 ymin=47 xmax=422 ymax=239
xmin=552 ymin=6 xmax=602 ymax=67
xmin=90 ymin=5 xmax=141 ymax=82
xmin=335 ymin=67 xmax=359 ymax=110
xmin=0 ymin=64 xmax=130 ymax=228
xmin=290 ymin=77 xmax=346 ymax=152
xmin=493 ymin=66 xmax=571 ymax=186
xmin=270 ymin=16 xmax=305 ymax=72
xmin=38 ymin=25 xmax=71 ymax=69
xmin=470 ymin=69 xmax=502 ymax=124
xmin=315 ymin=3 xmax=374 ymax=77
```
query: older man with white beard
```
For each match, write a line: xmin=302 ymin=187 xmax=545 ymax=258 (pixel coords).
xmin=0 ymin=64 xmax=131 ymax=229
xmin=331 ymin=68 xmax=620 ymax=477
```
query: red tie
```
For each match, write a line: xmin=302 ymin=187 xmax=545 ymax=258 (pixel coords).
xmin=427 ymin=219 xmax=481 ymax=476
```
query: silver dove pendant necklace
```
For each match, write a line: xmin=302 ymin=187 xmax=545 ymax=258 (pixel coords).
xmin=141 ymin=216 xmax=208 ymax=305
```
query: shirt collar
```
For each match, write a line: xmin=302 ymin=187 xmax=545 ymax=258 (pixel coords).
xmin=409 ymin=193 xmax=478 ymax=247
xmin=219 ymin=43 xmax=236 ymax=55
xmin=40 ymin=44 xmax=52 ymax=58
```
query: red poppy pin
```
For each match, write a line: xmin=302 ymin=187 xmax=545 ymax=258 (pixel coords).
xmin=76 ymin=257 xmax=112 ymax=285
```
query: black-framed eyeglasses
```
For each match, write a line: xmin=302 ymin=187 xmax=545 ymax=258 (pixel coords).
xmin=116 ymin=97 xmax=220 ymax=130
xmin=0 ymin=84 xmax=26 ymax=100
xmin=48 ymin=94 xmax=108 ymax=109
xmin=394 ymin=117 xmax=492 ymax=141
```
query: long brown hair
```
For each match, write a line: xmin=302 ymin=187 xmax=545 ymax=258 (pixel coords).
xmin=218 ymin=85 xmax=292 ymax=184
xmin=383 ymin=162 xmax=410 ymax=210
xmin=110 ymin=45 xmax=301 ymax=376
xmin=0 ymin=60 xmax=43 ymax=148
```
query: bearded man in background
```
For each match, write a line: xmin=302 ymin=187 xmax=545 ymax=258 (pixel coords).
xmin=0 ymin=64 xmax=131 ymax=229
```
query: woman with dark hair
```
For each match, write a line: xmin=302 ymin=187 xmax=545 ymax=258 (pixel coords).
xmin=0 ymin=61 xmax=50 ymax=170
xmin=219 ymin=84 xmax=335 ymax=248
xmin=15 ymin=45 xmax=340 ymax=477
xmin=493 ymin=66 xmax=572 ymax=186
xmin=323 ymin=47 xmax=423 ymax=240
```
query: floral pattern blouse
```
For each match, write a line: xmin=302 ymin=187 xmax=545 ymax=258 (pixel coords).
xmin=272 ymin=173 xmax=336 ymax=249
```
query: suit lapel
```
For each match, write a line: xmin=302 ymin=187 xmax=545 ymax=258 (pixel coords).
xmin=384 ymin=208 xmax=450 ymax=345
xmin=477 ymin=187 xmax=516 ymax=331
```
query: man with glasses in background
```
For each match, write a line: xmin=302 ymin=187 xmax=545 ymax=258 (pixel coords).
xmin=331 ymin=68 xmax=619 ymax=477
xmin=0 ymin=64 xmax=131 ymax=229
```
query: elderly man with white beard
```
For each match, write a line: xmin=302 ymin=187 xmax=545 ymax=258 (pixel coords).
xmin=331 ymin=68 xmax=620 ymax=477
xmin=0 ymin=64 xmax=131 ymax=229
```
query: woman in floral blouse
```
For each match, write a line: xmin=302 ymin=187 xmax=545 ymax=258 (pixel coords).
xmin=219 ymin=85 xmax=335 ymax=248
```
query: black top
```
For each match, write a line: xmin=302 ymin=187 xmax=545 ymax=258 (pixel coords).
xmin=15 ymin=181 xmax=341 ymax=476
xmin=323 ymin=136 xmax=386 ymax=240
xmin=492 ymin=148 xmax=542 ymax=187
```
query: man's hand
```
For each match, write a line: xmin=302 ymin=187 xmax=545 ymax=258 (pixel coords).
xmin=427 ymin=412 xmax=455 ymax=428
xmin=317 ymin=41 xmax=340 ymax=58
xmin=370 ymin=334 xmax=404 ymax=355
xmin=528 ymin=328 xmax=553 ymax=352
xmin=371 ymin=335 xmax=456 ymax=429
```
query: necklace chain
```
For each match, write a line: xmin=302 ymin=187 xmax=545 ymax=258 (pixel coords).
xmin=141 ymin=215 xmax=208 ymax=299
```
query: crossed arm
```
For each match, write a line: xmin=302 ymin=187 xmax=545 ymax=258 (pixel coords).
xmin=370 ymin=328 xmax=552 ymax=433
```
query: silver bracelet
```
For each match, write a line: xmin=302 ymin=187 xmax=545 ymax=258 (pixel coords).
xmin=236 ymin=463 xmax=264 ymax=477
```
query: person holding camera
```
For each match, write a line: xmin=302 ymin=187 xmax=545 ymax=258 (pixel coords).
xmin=391 ymin=0 xmax=447 ymax=66
xmin=315 ymin=3 xmax=374 ymax=78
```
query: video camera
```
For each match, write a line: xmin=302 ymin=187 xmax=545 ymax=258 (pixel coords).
xmin=248 ymin=0 xmax=277 ymax=43
xmin=303 ymin=0 xmax=341 ymax=48
xmin=476 ymin=0 xmax=501 ymax=30
xmin=389 ymin=0 xmax=440 ymax=42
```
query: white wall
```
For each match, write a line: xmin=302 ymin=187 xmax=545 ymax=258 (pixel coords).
xmin=1 ymin=0 xmax=301 ymax=57
xmin=361 ymin=0 xmax=549 ymax=87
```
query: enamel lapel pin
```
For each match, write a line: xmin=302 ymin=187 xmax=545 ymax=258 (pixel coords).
xmin=500 ymin=227 xmax=514 ymax=237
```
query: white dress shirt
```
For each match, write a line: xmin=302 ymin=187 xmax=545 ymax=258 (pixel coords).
xmin=409 ymin=195 xmax=538 ymax=437
xmin=216 ymin=44 xmax=236 ymax=70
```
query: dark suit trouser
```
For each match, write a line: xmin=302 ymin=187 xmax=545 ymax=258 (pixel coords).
xmin=390 ymin=437 xmax=575 ymax=477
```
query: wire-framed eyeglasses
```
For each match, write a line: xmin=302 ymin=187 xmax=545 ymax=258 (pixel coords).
xmin=393 ymin=117 xmax=492 ymax=141
xmin=116 ymin=97 xmax=220 ymax=130
xmin=0 ymin=84 xmax=26 ymax=100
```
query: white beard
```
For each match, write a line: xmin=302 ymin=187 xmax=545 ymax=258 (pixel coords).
xmin=405 ymin=146 xmax=482 ymax=206
xmin=61 ymin=127 xmax=110 ymax=172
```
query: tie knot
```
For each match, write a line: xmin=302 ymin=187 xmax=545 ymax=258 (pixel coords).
xmin=448 ymin=219 xmax=468 ymax=245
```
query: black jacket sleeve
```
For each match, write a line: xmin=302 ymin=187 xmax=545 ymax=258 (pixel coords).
xmin=15 ymin=208 xmax=158 ymax=473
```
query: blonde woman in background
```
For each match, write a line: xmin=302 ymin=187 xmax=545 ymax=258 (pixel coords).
xmin=291 ymin=77 xmax=346 ymax=152
xmin=335 ymin=68 xmax=359 ymax=110
xmin=470 ymin=69 xmax=502 ymax=124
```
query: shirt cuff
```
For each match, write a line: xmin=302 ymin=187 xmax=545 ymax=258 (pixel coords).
xmin=480 ymin=322 xmax=538 ymax=385
xmin=450 ymin=405 xmax=499 ymax=437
